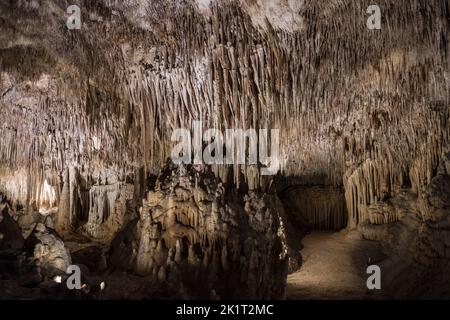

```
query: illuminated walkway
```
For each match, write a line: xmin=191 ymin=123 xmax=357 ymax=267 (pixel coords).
xmin=286 ymin=231 xmax=384 ymax=300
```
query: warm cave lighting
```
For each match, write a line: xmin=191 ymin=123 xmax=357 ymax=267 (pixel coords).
xmin=53 ymin=276 xmax=63 ymax=284
xmin=39 ymin=180 xmax=57 ymax=210
xmin=0 ymin=0 xmax=449 ymax=314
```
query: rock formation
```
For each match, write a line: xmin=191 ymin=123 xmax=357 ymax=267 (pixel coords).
xmin=0 ymin=204 xmax=24 ymax=251
xmin=0 ymin=0 xmax=449 ymax=299
xmin=25 ymin=222 xmax=72 ymax=279
xmin=110 ymin=162 xmax=288 ymax=299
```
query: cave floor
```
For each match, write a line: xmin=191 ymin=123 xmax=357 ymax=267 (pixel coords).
xmin=286 ymin=230 xmax=386 ymax=300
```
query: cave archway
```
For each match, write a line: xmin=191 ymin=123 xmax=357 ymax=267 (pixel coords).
xmin=278 ymin=184 xmax=383 ymax=299
xmin=279 ymin=185 xmax=348 ymax=232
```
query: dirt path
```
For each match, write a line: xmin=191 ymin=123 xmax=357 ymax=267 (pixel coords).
xmin=286 ymin=230 xmax=385 ymax=300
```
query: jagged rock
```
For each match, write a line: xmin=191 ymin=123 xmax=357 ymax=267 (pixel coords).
xmin=17 ymin=209 xmax=41 ymax=239
xmin=71 ymin=246 xmax=108 ymax=274
xmin=110 ymin=162 xmax=288 ymax=299
xmin=108 ymin=218 xmax=140 ymax=271
xmin=364 ymin=201 xmax=402 ymax=225
xmin=0 ymin=205 xmax=24 ymax=250
xmin=25 ymin=223 xmax=72 ymax=279
xmin=274 ymin=195 xmax=302 ymax=274
xmin=426 ymin=152 xmax=450 ymax=224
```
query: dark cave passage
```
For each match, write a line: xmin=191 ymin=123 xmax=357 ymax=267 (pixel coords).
xmin=279 ymin=185 xmax=348 ymax=232
xmin=278 ymin=185 xmax=385 ymax=299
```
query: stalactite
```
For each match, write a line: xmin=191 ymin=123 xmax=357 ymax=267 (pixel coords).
xmin=0 ymin=0 xmax=448 ymax=238
xmin=282 ymin=186 xmax=347 ymax=231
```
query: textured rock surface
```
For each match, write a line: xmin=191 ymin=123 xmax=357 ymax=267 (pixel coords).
xmin=0 ymin=0 xmax=448 ymax=299
xmin=352 ymin=151 xmax=450 ymax=298
xmin=25 ymin=223 xmax=72 ymax=279
xmin=1 ymin=0 xmax=448 ymax=206
xmin=110 ymin=162 xmax=288 ymax=299
xmin=0 ymin=204 xmax=24 ymax=251
xmin=280 ymin=186 xmax=347 ymax=231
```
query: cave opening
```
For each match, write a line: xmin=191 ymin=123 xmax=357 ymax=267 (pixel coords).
xmin=277 ymin=184 xmax=385 ymax=299
xmin=279 ymin=185 xmax=348 ymax=233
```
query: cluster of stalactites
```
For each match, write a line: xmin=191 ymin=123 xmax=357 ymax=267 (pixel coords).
xmin=344 ymin=129 xmax=448 ymax=228
xmin=0 ymin=0 xmax=448 ymax=221
xmin=283 ymin=186 xmax=347 ymax=231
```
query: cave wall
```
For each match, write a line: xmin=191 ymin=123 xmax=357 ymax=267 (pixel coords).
xmin=0 ymin=1 xmax=449 ymax=295
xmin=281 ymin=186 xmax=347 ymax=231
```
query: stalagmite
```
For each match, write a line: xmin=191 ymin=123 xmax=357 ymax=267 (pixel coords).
xmin=110 ymin=161 xmax=288 ymax=299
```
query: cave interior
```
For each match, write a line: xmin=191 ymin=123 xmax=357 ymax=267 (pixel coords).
xmin=0 ymin=0 xmax=449 ymax=300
